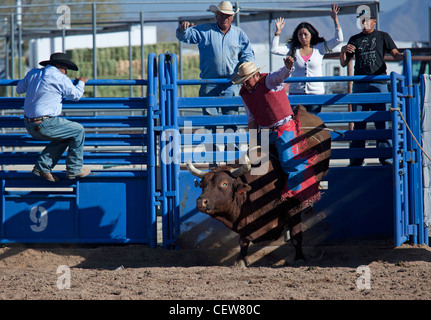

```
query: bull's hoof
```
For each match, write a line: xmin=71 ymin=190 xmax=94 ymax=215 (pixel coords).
xmin=295 ymin=253 xmax=306 ymax=263
xmin=284 ymin=258 xmax=305 ymax=267
xmin=293 ymin=258 xmax=306 ymax=266
xmin=296 ymin=252 xmax=305 ymax=259
xmin=234 ymin=258 xmax=248 ymax=268
xmin=284 ymin=254 xmax=306 ymax=266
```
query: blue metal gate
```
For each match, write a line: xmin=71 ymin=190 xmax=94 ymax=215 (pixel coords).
xmin=0 ymin=53 xmax=158 ymax=247
xmin=0 ymin=51 xmax=426 ymax=248
xmin=158 ymin=50 xmax=427 ymax=248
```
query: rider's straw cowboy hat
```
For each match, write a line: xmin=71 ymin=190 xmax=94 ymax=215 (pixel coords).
xmin=231 ymin=61 xmax=264 ymax=85
xmin=209 ymin=1 xmax=239 ymax=15
xmin=39 ymin=52 xmax=79 ymax=71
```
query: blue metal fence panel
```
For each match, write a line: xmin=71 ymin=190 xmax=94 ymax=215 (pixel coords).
xmin=159 ymin=50 xmax=426 ymax=248
xmin=403 ymin=51 xmax=425 ymax=245
xmin=5 ymin=51 xmax=423 ymax=248
xmin=0 ymin=177 xmax=150 ymax=244
xmin=158 ymin=53 xmax=181 ymax=249
xmin=0 ymin=52 xmax=158 ymax=247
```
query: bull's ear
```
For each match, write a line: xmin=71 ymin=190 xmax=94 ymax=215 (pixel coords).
xmin=236 ymin=183 xmax=251 ymax=195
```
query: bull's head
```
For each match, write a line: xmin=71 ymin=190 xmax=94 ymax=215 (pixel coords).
xmin=187 ymin=155 xmax=252 ymax=215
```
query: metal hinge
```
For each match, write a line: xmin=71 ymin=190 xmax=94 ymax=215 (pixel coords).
xmin=405 ymin=149 xmax=417 ymax=163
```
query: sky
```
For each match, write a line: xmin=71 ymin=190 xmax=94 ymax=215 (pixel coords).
xmin=379 ymin=0 xmax=408 ymax=11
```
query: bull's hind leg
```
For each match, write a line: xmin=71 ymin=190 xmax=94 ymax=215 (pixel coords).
xmin=287 ymin=203 xmax=308 ymax=262
xmin=235 ymin=237 xmax=250 ymax=268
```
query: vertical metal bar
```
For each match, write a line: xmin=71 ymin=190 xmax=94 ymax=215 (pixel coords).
xmin=18 ymin=22 xmax=22 ymax=80
xmin=429 ymin=7 xmax=431 ymax=47
xmin=391 ymin=72 xmax=404 ymax=246
xmin=398 ymin=76 xmax=407 ymax=243
xmin=1 ymin=179 xmax=4 ymax=239
xmin=92 ymin=2 xmax=97 ymax=97
xmin=2 ymin=30 xmax=7 ymax=164
xmin=235 ymin=2 xmax=240 ymax=27
xmin=404 ymin=51 xmax=425 ymax=244
xmin=128 ymin=23 xmax=133 ymax=97
xmin=268 ymin=13 xmax=273 ymax=72
xmin=5 ymin=35 xmax=9 ymax=85
xmin=74 ymin=181 xmax=80 ymax=239
xmin=403 ymin=49 xmax=417 ymax=244
xmin=15 ymin=0 xmax=22 ymax=82
xmin=420 ymin=74 xmax=429 ymax=245
xmin=178 ymin=40 xmax=183 ymax=97
xmin=158 ymin=53 xmax=169 ymax=249
xmin=400 ymin=89 xmax=410 ymax=244
xmin=10 ymin=14 xmax=15 ymax=97
xmin=348 ymin=61 xmax=354 ymax=130
xmin=140 ymin=11 xmax=145 ymax=97
xmin=406 ymin=89 xmax=418 ymax=244
xmin=147 ymin=52 xmax=157 ymax=248
xmin=427 ymin=225 xmax=430 ymax=246
xmin=413 ymin=84 xmax=425 ymax=244
xmin=375 ymin=3 xmax=379 ymax=30
xmin=396 ymin=70 xmax=410 ymax=244
xmin=165 ymin=59 xmax=172 ymax=131
xmin=170 ymin=53 xmax=180 ymax=249
xmin=164 ymin=56 xmax=174 ymax=247
xmin=61 ymin=27 xmax=66 ymax=53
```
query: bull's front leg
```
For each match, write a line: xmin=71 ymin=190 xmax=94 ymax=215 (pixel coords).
xmin=235 ymin=237 xmax=250 ymax=268
xmin=287 ymin=206 xmax=306 ymax=262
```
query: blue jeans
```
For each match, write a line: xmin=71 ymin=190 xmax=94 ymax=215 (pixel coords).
xmin=269 ymin=129 xmax=308 ymax=193
xmin=200 ymin=83 xmax=240 ymax=153
xmin=350 ymin=82 xmax=392 ymax=166
xmin=25 ymin=117 xmax=85 ymax=175
xmin=268 ymin=121 xmax=318 ymax=202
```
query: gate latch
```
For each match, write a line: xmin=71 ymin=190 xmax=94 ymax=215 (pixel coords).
xmin=405 ymin=149 xmax=417 ymax=164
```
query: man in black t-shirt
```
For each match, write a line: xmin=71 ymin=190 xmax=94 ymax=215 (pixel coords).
xmin=340 ymin=9 xmax=403 ymax=166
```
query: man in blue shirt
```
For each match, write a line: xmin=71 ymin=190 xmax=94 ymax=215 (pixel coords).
xmin=16 ymin=52 xmax=90 ymax=182
xmin=176 ymin=0 xmax=254 ymax=114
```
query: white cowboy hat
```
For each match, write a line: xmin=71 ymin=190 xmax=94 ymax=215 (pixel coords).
xmin=209 ymin=1 xmax=239 ymax=15
xmin=231 ymin=61 xmax=264 ymax=84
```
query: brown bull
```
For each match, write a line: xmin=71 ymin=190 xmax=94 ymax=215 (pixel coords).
xmin=187 ymin=106 xmax=331 ymax=266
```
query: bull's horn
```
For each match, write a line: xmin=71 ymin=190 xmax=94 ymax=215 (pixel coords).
xmin=231 ymin=154 xmax=251 ymax=178
xmin=186 ymin=160 xmax=207 ymax=178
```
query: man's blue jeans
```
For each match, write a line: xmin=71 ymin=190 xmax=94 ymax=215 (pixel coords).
xmin=25 ymin=117 xmax=85 ymax=175
xmin=199 ymin=83 xmax=240 ymax=117
xmin=350 ymin=81 xmax=392 ymax=166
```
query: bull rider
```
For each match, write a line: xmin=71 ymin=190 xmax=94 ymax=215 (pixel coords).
xmin=231 ymin=57 xmax=320 ymax=204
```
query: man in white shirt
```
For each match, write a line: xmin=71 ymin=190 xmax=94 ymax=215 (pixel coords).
xmin=16 ymin=52 xmax=90 ymax=182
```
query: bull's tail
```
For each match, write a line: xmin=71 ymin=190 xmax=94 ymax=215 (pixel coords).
xmin=292 ymin=112 xmax=319 ymax=167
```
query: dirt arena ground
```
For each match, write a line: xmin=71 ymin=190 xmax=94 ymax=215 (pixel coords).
xmin=1 ymin=242 xmax=431 ymax=300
